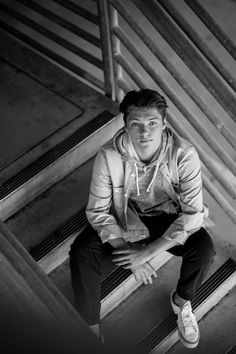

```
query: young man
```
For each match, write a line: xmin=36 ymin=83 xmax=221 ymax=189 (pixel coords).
xmin=69 ymin=89 xmax=214 ymax=348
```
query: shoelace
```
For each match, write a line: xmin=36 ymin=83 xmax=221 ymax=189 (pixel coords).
xmin=180 ymin=304 xmax=198 ymax=332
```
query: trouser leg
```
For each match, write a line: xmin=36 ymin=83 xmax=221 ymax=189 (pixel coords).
xmin=69 ymin=224 xmax=112 ymax=325
xmin=168 ymin=227 xmax=215 ymax=300
xmin=141 ymin=214 xmax=215 ymax=301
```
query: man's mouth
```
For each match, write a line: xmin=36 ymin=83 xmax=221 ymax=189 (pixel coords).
xmin=139 ymin=139 xmax=152 ymax=143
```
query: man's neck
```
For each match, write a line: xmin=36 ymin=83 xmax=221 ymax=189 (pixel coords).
xmin=137 ymin=144 xmax=162 ymax=164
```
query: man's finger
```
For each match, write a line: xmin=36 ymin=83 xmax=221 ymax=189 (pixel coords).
xmin=133 ymin=272 xmax=139 ymax=282
xmin=141 ymin=273 xmax=148 ymax=285
xmin=112 ymin=255 xmax=130 ymax=262
xmin=122 ymin=264 xmax=132 ymax=269
xmin=145 ymin=263 xmax=157 ymax=277
xmin=112 ymin=249 xmax=131 ymax=255
xmin=140 ymin=269 xmax=151 ymax=285
xmin=112 ymin=259 xmax=131 ymax=267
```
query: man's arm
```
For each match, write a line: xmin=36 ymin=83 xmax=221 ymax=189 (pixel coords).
xmin=112 ymin=236 xmax=178 ymax=268
xmin=86 ymin=148 xmax=124 ymax=243
xmin=162 ymin=146 xmax=204 ymax=245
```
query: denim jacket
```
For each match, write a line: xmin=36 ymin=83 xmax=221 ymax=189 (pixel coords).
xmin=86 ymin=126 xmax=205 ymax=245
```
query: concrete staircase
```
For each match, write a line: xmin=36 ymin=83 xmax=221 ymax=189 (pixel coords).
xmin=0 ymin=1 xmax=236 ymax=353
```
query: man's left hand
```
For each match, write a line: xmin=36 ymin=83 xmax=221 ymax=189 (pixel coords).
xmin=112 ymin=244 xmax=150 ymax=268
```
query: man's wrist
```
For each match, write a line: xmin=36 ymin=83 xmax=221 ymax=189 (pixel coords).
xmin=145 ymin=242 xmax=160 ymax=260
xmin=107 ymin=237 xmax=129 ymax=249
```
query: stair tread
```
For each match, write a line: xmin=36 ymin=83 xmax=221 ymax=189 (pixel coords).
xmin=0 ymin=29 xmax=118 ymax=185
xmin=167 ymin=285 xmax=236 ymax=354
xmin=102 ymin=255 xmax=236 ymax=353
xmin=0 ymin=59 xmax=81 ymax=175
xmin=0 ymin=109 xmax=114 ymax=201
xmin=47 ymin=234 xmax=234 ymax=353
xmin=5 ymin=157 xmax=95 ymax=251
xmin=102 ymin=256 xmax=182 ymax=353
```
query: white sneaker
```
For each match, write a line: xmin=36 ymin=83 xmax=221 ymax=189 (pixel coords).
xmin=170 ymin=291 xmax=200 ymax=348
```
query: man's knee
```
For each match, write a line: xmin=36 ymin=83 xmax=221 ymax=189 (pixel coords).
xmin=194 ymin=229 xmax=215 ymax=266
xmin=70 ymin=225 xmax=101 ymax=252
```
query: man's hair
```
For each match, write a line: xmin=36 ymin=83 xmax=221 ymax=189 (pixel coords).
xmin=119 ymin=89 xmax=168 ymax=124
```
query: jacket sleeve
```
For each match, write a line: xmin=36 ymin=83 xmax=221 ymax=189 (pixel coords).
xmin=86 ymin=149 xmax=124 ymax=243
xmin=162 ymin=146 xmax=204 ymax=245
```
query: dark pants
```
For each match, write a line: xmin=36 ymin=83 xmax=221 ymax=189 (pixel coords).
xmin=69 ymin=214 xmax=215 ymax=325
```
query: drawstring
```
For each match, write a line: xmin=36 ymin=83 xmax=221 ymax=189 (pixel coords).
xmin=135 ymin=163 xmax=140 ymax=196
xmin=134 ymin=162 xmax=160 ymax=196
xmin=146 ymin=163 xmax=159 ymax=192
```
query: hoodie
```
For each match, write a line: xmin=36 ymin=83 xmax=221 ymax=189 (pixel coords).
xmin=86 ymin=126 xmax=205 ymax=245
xmin=114 ymin=127 xmax=180 ymax=217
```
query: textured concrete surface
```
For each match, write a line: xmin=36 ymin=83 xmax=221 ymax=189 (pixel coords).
xmin=5 ymin=157 xmax=95 ymax=251
xmin=0 ymin=59 xmax=81 ymax=172
xmin=0 ymin=29 xmax=118 ymax=184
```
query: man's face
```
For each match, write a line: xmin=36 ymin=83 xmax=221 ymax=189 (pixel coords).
xmin=126 ymin=106 xmax=165 ymax=160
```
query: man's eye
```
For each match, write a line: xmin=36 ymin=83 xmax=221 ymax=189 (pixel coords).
xmin=131 ymin=122 xmax=140 ymax=127
xmin=149 ymin=121 xmax=158 ymax=126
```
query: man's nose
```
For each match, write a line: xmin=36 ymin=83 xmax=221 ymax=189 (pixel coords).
xmin=140 ymin=125 xmax=150 ymax=136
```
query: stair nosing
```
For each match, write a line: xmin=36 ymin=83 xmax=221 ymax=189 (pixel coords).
xmin=0 ymin=110 xmax=114 ymax=200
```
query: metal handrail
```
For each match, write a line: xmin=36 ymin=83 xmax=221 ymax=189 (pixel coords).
xmin=133 ymin=0 xmax=236 ymax=124
xmin=158 ymin=0 xmax=236 ymax=93
xmin=97 ymin=0 xmax=115 ymax=98
xmin=110 ymin=0 xmax=236 ymax=151
xmin=185 ymin=0 xmax=236 ymax=61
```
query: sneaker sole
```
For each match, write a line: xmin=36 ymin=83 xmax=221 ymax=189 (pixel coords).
xmin=178 ymin=329 xmax=199 ymax=349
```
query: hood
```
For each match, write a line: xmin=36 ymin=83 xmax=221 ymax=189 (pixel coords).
xmin=113 ymin=126 xmax=172 ymax=165
xmin=113 ymin=127 xmax=173 ymax=195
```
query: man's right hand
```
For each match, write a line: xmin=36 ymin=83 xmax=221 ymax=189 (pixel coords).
xmin=108 ymin=238 xmax=157 ymax=284
xmin=131 ymin=262 xmax=157 ymax=285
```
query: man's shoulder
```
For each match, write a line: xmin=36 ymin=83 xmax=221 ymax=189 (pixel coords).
xmin=97 ymin=137 xmax=121 ymax=162
xmin=171 ymin=130 xmax=196 ymax=154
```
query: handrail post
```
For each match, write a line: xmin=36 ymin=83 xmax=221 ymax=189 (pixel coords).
xmin=97 ymin=0 xmax=115 ymax=100
xmin=109 ymin=4 xmax=124 ymax=102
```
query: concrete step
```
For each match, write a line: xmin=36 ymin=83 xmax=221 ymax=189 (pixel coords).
xmin=100 ymin=236 xmax=236 ymax=354
xmin=5 ymin=157 xmax=95 ymax=252
xmin=0 ymin=29 xmax=118 ymax=184
xmin=136 ymin=258 xmax=236 ymax=354
xmin=48 ymin=251 xmax=173 ymax=320
xmin=46 ymin=230 xmax=236 ymax=353
xmin=4 ymin=151 xmax=172 ymax=319
xmin=0 ymin=108 xmax=122 ymax=220
xmin=0 ymin=29 xmax=121 ymax=220
xmin=167 ymin=285 xmax=236 ymax=354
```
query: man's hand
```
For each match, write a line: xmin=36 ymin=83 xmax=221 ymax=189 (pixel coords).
xmin=112 ymin=243 xmax=151 ymax=268
xmin=112 ymin=243 xmax=157 ymax=285
xmin=131 ymin=263 xmax=157 ymax=285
